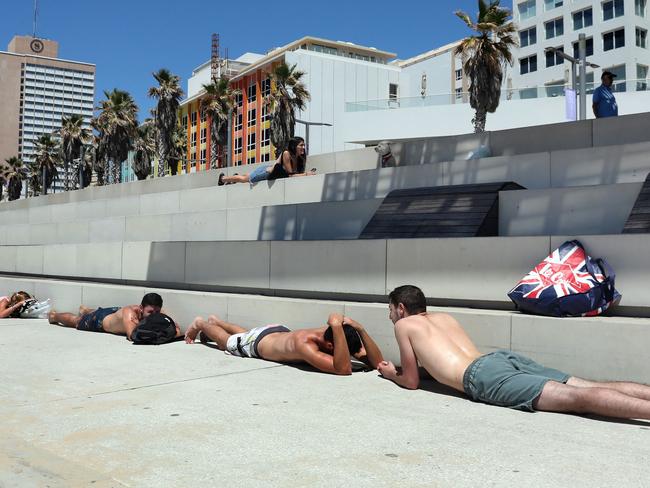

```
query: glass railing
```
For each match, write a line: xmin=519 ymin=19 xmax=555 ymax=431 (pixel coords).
xmin=345 ymin=79 xmax=650 ymax=112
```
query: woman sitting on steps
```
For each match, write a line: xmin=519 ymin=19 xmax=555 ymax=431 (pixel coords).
xmin=218 ymin=136 xmax=315 ymax=186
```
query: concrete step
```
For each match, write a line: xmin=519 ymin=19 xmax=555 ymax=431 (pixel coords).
xmin=2 ymin=234 xmax=648 ymax=315
xmin=1 ymin=274 xmax=648 ymax=383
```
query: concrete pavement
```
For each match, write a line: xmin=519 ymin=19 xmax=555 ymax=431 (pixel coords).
xmin=1 ymin=318 xmax=648 ymax=487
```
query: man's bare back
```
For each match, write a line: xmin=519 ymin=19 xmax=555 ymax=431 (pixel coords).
xmin=100 ymin=305 xmax=141 ymax=336
xmin=395 ymin=313 xmax=481 ymax=391
xmin=256 ymin=327 xmax=329 ymax=363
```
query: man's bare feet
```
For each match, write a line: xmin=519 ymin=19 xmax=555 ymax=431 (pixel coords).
xmin=185 ymin=317 xmax=205 ymax=344
xmin=48 ymin=310 xmax=57 ymax=324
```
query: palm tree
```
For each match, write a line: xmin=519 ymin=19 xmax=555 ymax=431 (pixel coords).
xmin=454 ymin=0 xmax=517 ymax=133
xmin=95 ymin=89 xmax=139 ymax=184
xmin=27 ymin=160 xmax=41 ymax=196
xmin=132 ymin=120 xmax=156 ymax=180
xmin=200 ymin=77 xmax=239 ymax=169
xmin=56 ymin=114 xmax=91 ymax=190
xmin=0 ymin=160 xmax=8 ymax=202
xmin=4 ymin=157 xmax=28 ymax=201
xmin=33 ymin=134 xmax=60 ymax=194
xmin=168 ymin=122 xmax=187 ymax=174
xmin=148 ymin=69 xmax=184 ymax=177
xmin=266 ymin=62 xmax=310 ymax=156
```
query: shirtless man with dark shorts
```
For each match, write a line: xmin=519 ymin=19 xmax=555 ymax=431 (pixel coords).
xmin=48 ymin=293 xmax=178 ymax=340
xmin=184 ymin=313 xmax=384 ymax=375
xmin=378 ymin=285 xmax=650 ymax=420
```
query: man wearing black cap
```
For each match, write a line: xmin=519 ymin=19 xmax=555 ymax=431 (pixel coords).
xmin=592 ymin=71 xmax=619 ymax=118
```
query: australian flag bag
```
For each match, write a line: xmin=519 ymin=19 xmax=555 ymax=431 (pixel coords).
xmin=507 ymin=240 xmax=621 ymax=317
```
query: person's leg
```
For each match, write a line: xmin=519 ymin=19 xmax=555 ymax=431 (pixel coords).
xmin=207 ymin=314 xmax=247 ymax=334
xmin=536 ymin=381 xmax=650 ymax=420
xmin=568 ymin=377 xmax=650 ymax=401
xmin=48 ymin=311 xmax=81 ymax=328
xmin=221 ymin=174 xmax=249 ymax=184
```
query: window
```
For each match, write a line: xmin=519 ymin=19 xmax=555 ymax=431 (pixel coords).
xmin=200 ymin=109 xmax=206 ymax=123
xmin=604 ymin=28 xmax=625 ymax=51
xmin=520 ymin=54 xmax=538 ymax=74
xmin=520 ymin=27 xmax=537 ymax=47
xmin=637 ymin=64 xmax=648 ymax=90
xmin=545 ymin=18 xmax=564 ymax=39
xmin=546 ymin=47 xmax=564 ymax=67
xmin=190 ymin=131 xmax=197 ymax=148
xmin=603 ymin=0 xmax=624 ymax=20
xmin=247 ymin=82 xmax=256 ymax=103
xmin=200 ymin=127 xmax=207 ymax=145
xmin=247 ymin=108 xmax=256 ymax=127
xmin=190 ymin=111 xmax=197 ymax=127
xmin=573 ymin=8 xmax=593 ymax=30
xmin=260 ymin=152 xmax=270 ymax=163
xmin=389 ymin=83 xmax=398 ymax=100
xmin=247 ymin=131 xmax=256 ymax=152
xmin=234 ymin=137 xmax=242 ymax=154
xmin=261 ymin=78 xmax=271 ymax=97
xmin=261 ymin=103 xmax=270 ymax=122
xmin=455 ymin=69 xmax=462 ymax=81
xmin=181 ymin=115 xmax=188 ymax=129
xmin=637 ymin=27 xmax=648 ymax=48
xmin=545 ymin=82 xmax=565 ymax=97
xmin=261 ymin=127 xmax=270 ymax=147
xmin=518 ymin=0 xmax=536 ymax=19
xmin=200 ymin=148 xmax=206 ymax=166
xmin=235 ymin=112 xmax=243 ymax=131
xmin=573 ymin=38 xmax=594 ymax=58
xmin=455 ymin=87 xmax=463 ymax=99
xmin=636 ymin=0 xmax=647 ymax=17
xmin=545 ymin=0 xmax=563 ymax=10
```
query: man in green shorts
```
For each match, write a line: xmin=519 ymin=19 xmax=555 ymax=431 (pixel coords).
xmin=378 ymin=285 xmax=650 ymax=420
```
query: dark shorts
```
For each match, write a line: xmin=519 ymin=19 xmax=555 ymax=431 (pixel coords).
xmin=77 ymin=307 xmax=120 ymax=333
xmin=462 ymin=350 xmax=570 ymax=412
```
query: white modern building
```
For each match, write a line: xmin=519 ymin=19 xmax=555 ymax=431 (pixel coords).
xmin=511 ymin=0 xmax=650 ymax=95
xmin=0 ymin=36 xmax=95 ymax=194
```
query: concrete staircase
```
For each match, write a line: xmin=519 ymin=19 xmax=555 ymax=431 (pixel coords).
xmin=2 ymin=114 xmax=650 ymax=382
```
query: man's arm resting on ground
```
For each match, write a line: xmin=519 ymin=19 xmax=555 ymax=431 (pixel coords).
xmin=343 ymin=316 xmax=384 ymax=369
xmin=0 ymin=300 xmax=25 ymax=318
xmin=378 ymin=322 xmax=420 ymax=389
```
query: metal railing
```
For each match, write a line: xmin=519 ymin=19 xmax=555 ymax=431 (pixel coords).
xmin=345 ymin=79 xmax=650 ymax=112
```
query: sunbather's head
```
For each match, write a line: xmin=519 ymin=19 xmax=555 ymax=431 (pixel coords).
xmin=388 ymin=285 xmax=426 ymax=323
xmin=9 ymin=291 xmax=32 ymax=306
xmin=322 ymin=324 xmax=362 ymax=355
xmin=140 ymin=293 xmax=163 ymax=317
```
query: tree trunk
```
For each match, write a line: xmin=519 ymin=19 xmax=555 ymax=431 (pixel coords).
xmin=472 ymin=109 xmax=487 ymax=133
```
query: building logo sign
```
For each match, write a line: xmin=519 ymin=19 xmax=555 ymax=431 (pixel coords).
xmin=30 ymin=39 xmax=44 ymax=53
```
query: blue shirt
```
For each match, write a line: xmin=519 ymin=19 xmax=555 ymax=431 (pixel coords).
xmin=592 ymin=84 xmax=618 ymax=118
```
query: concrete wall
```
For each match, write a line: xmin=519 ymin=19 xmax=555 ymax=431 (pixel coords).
xmin=2 ymin=234 xmax=648 ymax=314
xmin=1 ymin=274 xmax=648 ymax=382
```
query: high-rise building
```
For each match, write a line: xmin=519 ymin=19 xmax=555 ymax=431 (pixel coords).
xmin=0 ymin=35 xmax=95 ymax=192
xmin=511 ymin=0 xmax=650 ymax=96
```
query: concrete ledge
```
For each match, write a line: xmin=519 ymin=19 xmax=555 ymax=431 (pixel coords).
xmin=1 ymin=274 xmax=648 ymax=382
xmin=3 ymin=234 xmax=650 ymax=313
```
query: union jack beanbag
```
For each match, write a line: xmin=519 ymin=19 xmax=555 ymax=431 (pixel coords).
xmin=507 ymin=240 xmax=621 ymax=317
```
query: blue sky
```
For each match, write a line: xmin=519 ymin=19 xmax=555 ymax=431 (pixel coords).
xmin=2 ymin=0 xmax=513 ymax=121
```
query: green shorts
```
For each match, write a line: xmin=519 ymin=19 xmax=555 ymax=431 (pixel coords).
xmin=462 ymin=350 xmax=570 ymax=412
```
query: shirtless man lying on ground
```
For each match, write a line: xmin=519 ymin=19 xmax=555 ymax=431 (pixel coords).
xmin=378 ymin=285 xmax=650 ymax=420
xmin=185 ymin=313 xmax=384 ymax=375
xmin=48 ymin=292 xmax=179 ymax=341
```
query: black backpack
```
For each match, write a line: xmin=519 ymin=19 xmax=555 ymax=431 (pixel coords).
xmin=131 ymin=312 xmax=177 ymax=345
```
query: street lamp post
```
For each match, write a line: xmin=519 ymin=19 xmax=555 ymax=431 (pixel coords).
xmin=545 ymin=35 xmax=600 ymax=121
xmin=295 ymin=119 xmax=333 ymax=154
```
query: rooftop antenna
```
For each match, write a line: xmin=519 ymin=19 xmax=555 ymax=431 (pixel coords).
xmin=32 ymin=0 xmax=39 ymax=38
xmin=211 ymin=33 xmax=220 ymax=82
